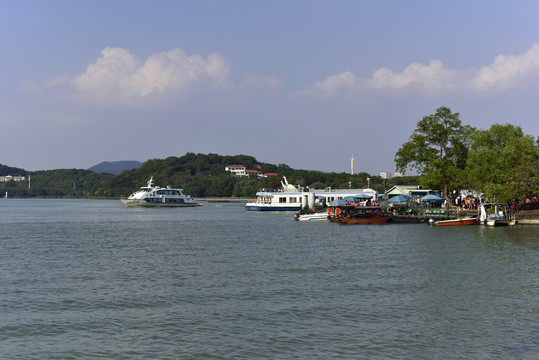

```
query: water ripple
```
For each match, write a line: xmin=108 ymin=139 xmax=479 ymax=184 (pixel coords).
xmin=0 ymin=200 xmax=537 ymax=359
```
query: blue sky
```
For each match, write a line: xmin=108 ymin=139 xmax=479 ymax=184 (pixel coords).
xmin=1 ymin=0 xmax=538 ymax=175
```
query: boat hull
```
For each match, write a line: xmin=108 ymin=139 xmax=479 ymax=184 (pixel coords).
xmin=246 ymin=204 xmax=301 ymax=211
xmin=121 ymin=199 xmax=199 ymax=208
xmin=484 ymin=219 xmax=517 ymax=226
xmin=331 ymin=216 xmax=391 ymax=224
xmin=435 ymin=218 xmax=477 ymax=226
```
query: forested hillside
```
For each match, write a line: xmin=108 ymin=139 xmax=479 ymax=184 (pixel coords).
xmin=0 ymin=164 xmax=27 ymax=176
xmin=0 ymin=153 xmax=409 ymax=198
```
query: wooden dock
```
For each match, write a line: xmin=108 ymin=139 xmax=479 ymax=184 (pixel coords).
xmin=390 ymin=208 xmax=477 ymax=224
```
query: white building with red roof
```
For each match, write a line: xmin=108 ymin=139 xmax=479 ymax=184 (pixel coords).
xmin=225 ymin=165 xmax=246 ymax=176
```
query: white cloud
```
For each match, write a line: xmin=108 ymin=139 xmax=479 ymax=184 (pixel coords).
xmin=31 ymin=43 xmax=539 ymax=104
xmin=470 ymin=43 xmax=539 ymax=90
xmin=70 ymin=47 xmax=232 ymax=103
xmin=309 ymin=71 xmax=357 ymax=95
xmin=307 ymin=43 xmax=539 ymax=96
xmin=125 ymin=50 xmax=231 ymax=97
xmin=306 ymin=61 xmax=458 ymax=96
xmin=367 ymin=60 xmax=457 ymax=91
xmin=73 ymin=47 xmax=140 ymax=93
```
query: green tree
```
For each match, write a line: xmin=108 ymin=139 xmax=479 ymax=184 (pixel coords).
xmin=501 ymin=157 xmax=539 ymax=203
xmin=395 ymin=106 xmax=474 ymax=203
xmin=467 ymin=123 xmax=537 ymax=202
xmin=309 ymin=181 xmax=326 ymax=189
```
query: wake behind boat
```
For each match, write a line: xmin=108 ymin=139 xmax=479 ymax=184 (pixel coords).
xmin=121 ymin=177 xmax=199 ymax=208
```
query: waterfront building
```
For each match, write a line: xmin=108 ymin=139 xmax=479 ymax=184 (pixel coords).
xmin=245 ymin=169 xmax=262 ymax=178
xmin=385 ymin=185 xmax=436 ymax=199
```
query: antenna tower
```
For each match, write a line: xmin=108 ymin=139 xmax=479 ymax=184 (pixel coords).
xmin=349 ymin=154 xmax=356 ymax=175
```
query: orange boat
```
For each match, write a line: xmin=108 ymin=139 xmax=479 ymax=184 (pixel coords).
xmin=327 ymin=205 xmax=391 ymax=224
xmin=434 ymin=217 xmax=477 ymax=226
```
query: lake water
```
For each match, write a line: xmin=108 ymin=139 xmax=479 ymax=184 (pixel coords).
xmin=0 ymin=199 xmax=537 ymax=359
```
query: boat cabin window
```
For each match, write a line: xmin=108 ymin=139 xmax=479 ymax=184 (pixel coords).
xmin=279 ymin=197 xmax=287 ymax=203
xmin=157 ymin=190 xmax=180 ymax=195
xmin=290 ymin=197 xmax=297 ymax=203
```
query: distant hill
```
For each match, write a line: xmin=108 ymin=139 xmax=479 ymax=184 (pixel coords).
xmin=88 ymin=161 xmax=142 ymax=175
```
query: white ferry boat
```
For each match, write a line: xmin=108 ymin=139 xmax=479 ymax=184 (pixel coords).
xmin=245 ymin=176 xmax=376 ymax=211
xmin=121 ymin=177 xmax=199 ymax=207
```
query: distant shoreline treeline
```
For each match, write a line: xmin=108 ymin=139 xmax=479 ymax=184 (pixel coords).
xmin=0 ymin=153 xmax=417 ymax=199
xmin=3 ymin=108 xmax=537 ymax=203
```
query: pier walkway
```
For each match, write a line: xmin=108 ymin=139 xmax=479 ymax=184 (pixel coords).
xmin=390 ymin=208 xmax=476 ymax=224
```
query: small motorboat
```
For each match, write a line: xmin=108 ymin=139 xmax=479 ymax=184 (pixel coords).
xmin=479 ymin=203 xmax=517 ymax=226
xmin=434 ymin=217 xmax=477 ymax=226
xmin=293 ymin=212 xmax=329 ymax=221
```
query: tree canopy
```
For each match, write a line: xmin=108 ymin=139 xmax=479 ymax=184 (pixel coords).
xmin=394 ymin=106 xmax=475 ymax=202
xmin=467 ymin=123 xmax=538 ymax=202
xmin=395 ymin=107 xmax=538 ymax=204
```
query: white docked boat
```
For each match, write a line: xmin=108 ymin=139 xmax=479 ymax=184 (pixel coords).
xmin=479 ymin=203 xmax=516 ymax=226
xmin=121 ymin=177 xmax=199 ymax=207
xmin=245 ymin=176 xmax=376 ymax=211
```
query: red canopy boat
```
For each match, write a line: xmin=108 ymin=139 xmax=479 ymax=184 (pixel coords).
xmin=327 ymin=204 xmax=391 ymax=224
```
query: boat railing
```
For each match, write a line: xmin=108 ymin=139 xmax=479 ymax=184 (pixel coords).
xmin=246 ymin=199 xmax=273 ymax=205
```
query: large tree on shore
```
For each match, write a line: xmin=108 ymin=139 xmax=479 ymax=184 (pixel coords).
xmin=467 ymin=123 xmax=537 ymax=202
xmin=395 ymin=106 xmax=474 ymax=203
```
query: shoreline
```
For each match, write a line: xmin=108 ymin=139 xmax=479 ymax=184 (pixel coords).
xmin=3 ymin=197 xmax=539 ymax=224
